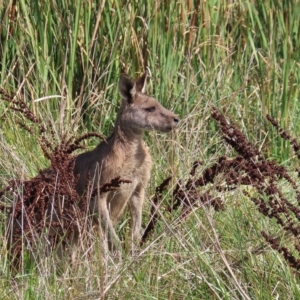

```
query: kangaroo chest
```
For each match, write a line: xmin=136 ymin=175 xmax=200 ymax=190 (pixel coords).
xmin=106 ymin=144 xmax=152 ymax=186
xmin=104 ymin=145 xmax=152 ymax=222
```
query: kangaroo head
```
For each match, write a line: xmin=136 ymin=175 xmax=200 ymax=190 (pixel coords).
xmin=118 ymin=72 xmax=179 ymax=134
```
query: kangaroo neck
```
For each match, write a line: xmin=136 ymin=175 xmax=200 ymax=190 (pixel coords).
xmin=110 ymin=122 xmax=144 ymax=148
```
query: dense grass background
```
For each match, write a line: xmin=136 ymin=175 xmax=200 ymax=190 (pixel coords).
xmin=1 ymin=0 xmax=300 ymax=299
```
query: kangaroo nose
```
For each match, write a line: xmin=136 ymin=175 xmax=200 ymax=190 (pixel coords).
xmin=174 ymin=116 xmax=179 ymax=125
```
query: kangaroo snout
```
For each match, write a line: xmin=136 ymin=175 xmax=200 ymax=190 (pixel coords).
xmin=163 ymin=112 xmax=179 ymax=132
xmin=173 ymin=115 xmax=180 ymax=126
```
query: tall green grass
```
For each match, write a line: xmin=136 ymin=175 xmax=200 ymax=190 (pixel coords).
xmin=1 ymin=0 xmax=300 ymax=299
xmin=1 ymin=1 xmax=299 ymax=151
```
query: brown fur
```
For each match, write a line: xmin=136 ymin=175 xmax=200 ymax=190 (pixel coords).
xmin=74 ymin=72 xmax=179 ymax=250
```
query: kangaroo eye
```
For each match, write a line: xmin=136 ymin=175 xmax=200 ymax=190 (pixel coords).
xmin=145 ymin=106 xmax=156 ymax=112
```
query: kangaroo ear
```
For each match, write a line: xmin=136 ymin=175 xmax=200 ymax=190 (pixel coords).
xmin=119 ymin=74 xmax=136 ymax=101
xmin=135 ymin=72 xmax=147 ymax=93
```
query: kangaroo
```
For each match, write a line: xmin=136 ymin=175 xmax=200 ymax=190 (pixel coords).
xmin=74 ymin=72 xmax=179 ymax=251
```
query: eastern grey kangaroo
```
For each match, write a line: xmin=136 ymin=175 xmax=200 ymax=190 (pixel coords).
xmin=74 ymin=72 xmax=179 ymax=250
